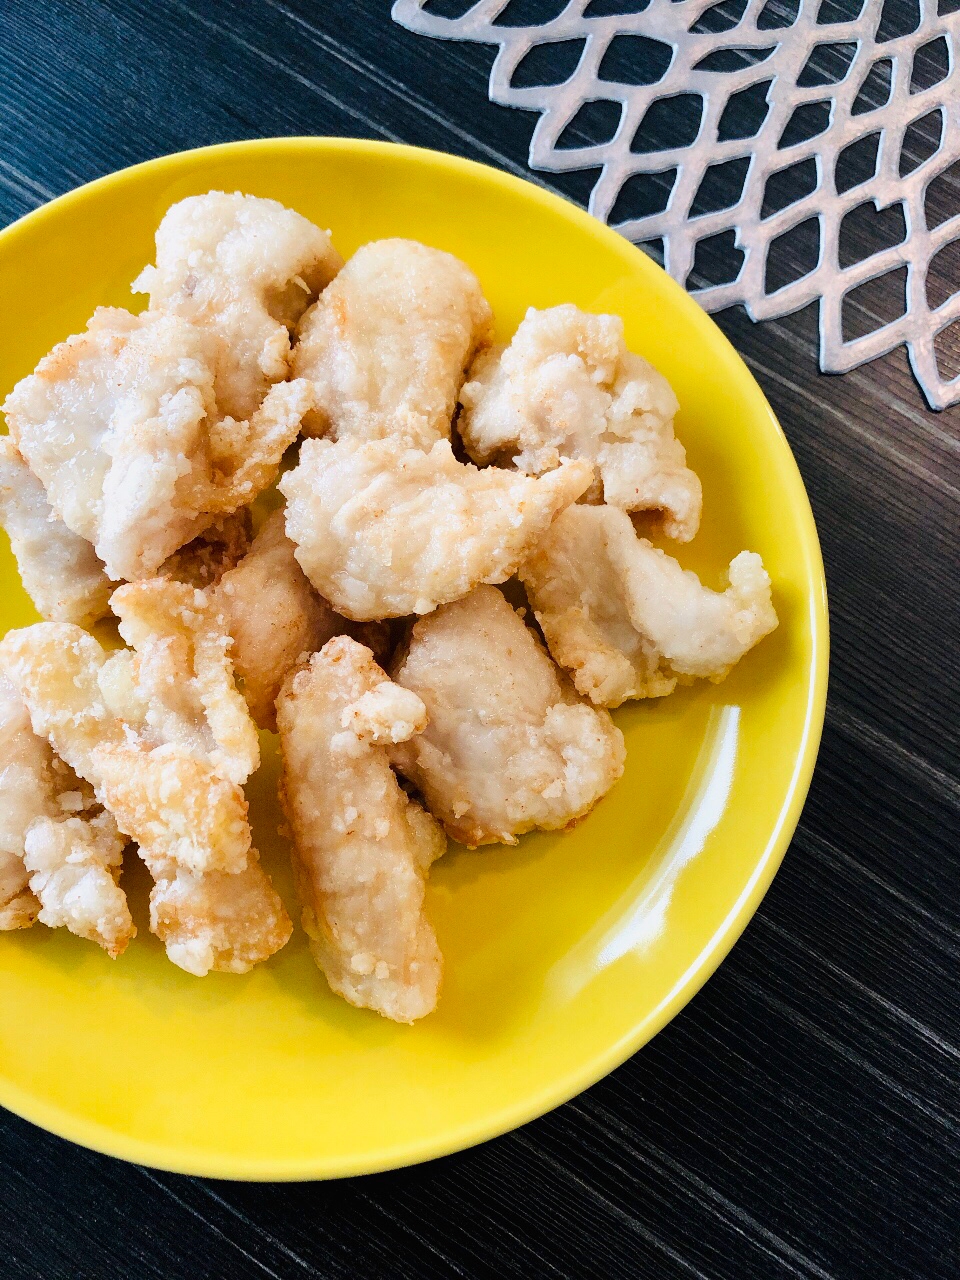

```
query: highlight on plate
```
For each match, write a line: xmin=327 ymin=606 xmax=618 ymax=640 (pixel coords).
xmin=0 ymin=191 xmax=778 ymax=1023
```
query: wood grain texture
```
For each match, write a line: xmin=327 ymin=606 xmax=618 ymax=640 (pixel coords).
xmin=1 ymin=2 xmax=958 ymax=1277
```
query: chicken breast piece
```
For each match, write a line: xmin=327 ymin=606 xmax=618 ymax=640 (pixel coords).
xmin=277 ymin=636 xmax=445 ymax=1023
xmin=109 ymin=577 xmax=260 ymax=787
xmin=0 ymin=436 xmax=113 ymax=626
xmin=148 ymin=861 xmax=292 ymax=977
xmin=0 ymin=675 xmax=44 ymax=929
xmin=391 ymin=585 xmax=625 ymax=847
xmin=280 ymin=436 xmax=593 ymax=620
xmin=292 ymin=238 xmax=493 ymax=445
xmin=520 ymin=504 xmax=778 ymax=708
xmin=0 ymin=601 xmax=253 ymax=874
xmin=0 ymin=579 xmax=291 ymax=974
xmin=23 ymin=810 xmax=132 ymax=958
xmin=0 ymin=674 xmax=133 ymax=954
xmin=459 ymin=305 xmax=702 ymax=542
xmin=134 ymin=191 xmax=343 ymax=421
xmin=212 ymin=508 xmax=355 ymax=731
xmin=2 ymin=306 xmax=311 ymax=582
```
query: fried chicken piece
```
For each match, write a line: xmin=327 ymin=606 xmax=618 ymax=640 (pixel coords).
xmin=149 ymin=862 xmax=292 ymax=977
xmin=292 ymin=238 xmax=493 ymax=445
xmin=211 ymin=508 xmax=347 ymax=731
xmin=0 ymin=436 xmax=113 ymax=625
xmin=134 ymin=191 xmax=343 ymax=421
xmin=24 ymin=810 xmax=132 ymax=957
xmin=520 ymin=504 xmax=778 ymax=708
xmin=108 ymin=577 xmax=260 ymax=788
xmin=459 ymin=305 xmax=702 ymax=542
xmin=0 ymin=675 xmax=43 ymax=929
xmin=0 ymin=604 xmax=252 ymax=873
xmin=3 ymin=306 xmax=311 ymax=581
xmin=0 ymin=674 xmax=133 ymax=954
xmin=161 ymin=508 xmax=253 ymax=589
xmin=0 ymin=581 xmax=291 ymax=973
xmin=277 ymin=637 xmax=445 ymax=1022
xmin=280 ymin=436 xmax=593 ymax=620
xmin=391 ymin=585 xmax=625 ymax=847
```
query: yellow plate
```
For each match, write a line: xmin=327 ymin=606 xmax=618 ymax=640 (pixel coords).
xmin=0 ymin=138 xmax=827 ymax=1179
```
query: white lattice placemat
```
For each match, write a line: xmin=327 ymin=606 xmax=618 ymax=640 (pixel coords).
xmin=393 ymin=0 xmax=960 ymax=410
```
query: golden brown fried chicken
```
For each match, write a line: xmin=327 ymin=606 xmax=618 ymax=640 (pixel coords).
xmin=280 ymin=435 xmax=593 ymax=620
xmin=134 ymin=191 xmax=342 ymax=420
xmin=0 ymin=675 xmax=43 ymax=930
xmin=292 ymin=238 xmax=492 ymax=445
xmin=391 ymin=585 xmax=625 ymax=846
xmin=3 ymin=307 xmax=311 ymax=582
xmin=0 ymin=436 xmax=113 ymax=625
xmin=0 ymin=578 xmax=291 ymax=974
xmin=211 ymin=508 xmax=354 ymax=731
xmin=520 ymin=504 xmax=778 ymax=707
xmin=0 ymin=674 xmax=133 ymax=954
xmin=459 ymin=305 xmax=702 ymax=541
xmin=277 ymin=637 xmax=445 ymax=1023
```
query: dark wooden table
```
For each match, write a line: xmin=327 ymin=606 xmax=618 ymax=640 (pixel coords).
xmin=1 ymin=3 xmax=957 ymax=1277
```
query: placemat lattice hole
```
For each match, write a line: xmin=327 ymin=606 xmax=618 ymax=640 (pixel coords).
xmin=842 ymin=265 xmax=908 ymax=340
xmin=765 ymin=216 xmax=821 ymax=292
xmin=852 ymin=57 xmax=894 ymax=112
xmin=717 ymin=80 xmax=773 ymax=138
xmin=838 ymin=199 xmax=907 ymax=268
xmin=836 ymin=132 xmax=882 ymax=192
xmin=933 ymin=317 xmax=960 ymax=377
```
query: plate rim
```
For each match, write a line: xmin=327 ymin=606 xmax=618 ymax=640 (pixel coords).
xmin=0 ymin=135 xmax=829 ymax=1180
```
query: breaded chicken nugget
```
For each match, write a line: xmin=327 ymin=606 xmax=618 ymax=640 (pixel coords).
xmin=293 ymin=238 xmax=493 ymax=445
xmin=148 ymin=861 xmax=292 ymax=977
xmin=277 ymin=637 xmax=445 ymax=1022
xmin=0 ymin=436 xmax=113 ymax=626
xmin=109 ymin=577 xmax=259 ymax=789
xmin=0 ymin=580 xmax=291 ymax=973
xmin=23 ymin=811 xmax=132 ymax=958
xmin=134 ymin=191 xmax=343 ymax=421
xmin=212 ymin=508 xmax=352 ymax=731
xmin=391 ymin=586 xmax=625 ymax=846
xmin=0 ymin=617 xmax=251 ymax=875
xmin=520 ymin=504 xmax=778 ymax=708
xmin=280 ymin=436 xmax=593 ymax=620
xmin=459 ymin=305 xmax=702 ymax=542
xmin=3 ymin=307 xmax=311 ymax=582
xmin=0 ymin=675 xmax=43 ymax=929
xmin=0 ymin=674 xmax=133 ymax=954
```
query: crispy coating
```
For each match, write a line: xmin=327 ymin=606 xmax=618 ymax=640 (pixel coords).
xmin=2 ymin=306 xmax=311 ymax=581
xmin=161 ymin=508 xmax=253 ymax=589
xmin=277 ymin=637 xmax=445 ymax=1022
xmin=391 ymin=586 xmax=625 ymax=846
xmin=280 ymin=436 xmax=593 ymax=620
xmin=24 ymin=811 xmax=132 ymax=958
xmin=134 ymin=191 xmax=343 ymax=420
xmin=459 ymin=305 xmax=702 ymax=541
xmin=0 ymin=675 xmax=43 ymax=929
xmin=149 ymin=860 xmax=292 ymax=977
xmin=212 ymin=508 xmax=351 ymax=731
xmin=293 ymin=238 xmax=493 ymax=445
xmin=520 ymin=505 xmax=778 ymax=707
xmin=0 ymin=617 xmax=251 ymax=875
xmin=109 ymin=578 xmax=259 ymax=788
xmin=0 ymin=674 xmax=133 ymax=954
xmin=0 ymin=582 xmax=291 ymax=974
xmin=0 ymin=436 xmax=113 ymax=625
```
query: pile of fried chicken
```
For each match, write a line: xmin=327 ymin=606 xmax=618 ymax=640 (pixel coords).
xmin=0 ymin=192 xmax=777 ymax=1022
